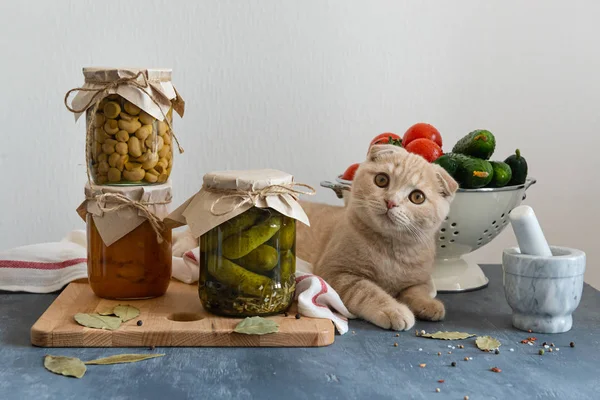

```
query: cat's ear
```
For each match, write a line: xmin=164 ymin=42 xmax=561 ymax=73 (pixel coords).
xmin=433 ymin=164 xmax=459 ymax=198
xmin=368 ymin=144 xmax=407 ymax=162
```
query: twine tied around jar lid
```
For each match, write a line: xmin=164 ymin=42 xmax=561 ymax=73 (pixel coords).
xmin=87 ymin=192 xmax=171 ymax=244
xmin=203 ymin=182 xmax=316 ymax=216
xmin=63 ymin=71 xmax=184 ymax=186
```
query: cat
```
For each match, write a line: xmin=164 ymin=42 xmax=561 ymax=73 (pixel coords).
xmin=296 ymin=144 xmax=458 ymax=331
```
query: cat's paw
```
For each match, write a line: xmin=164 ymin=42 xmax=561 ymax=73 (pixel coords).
xmin=370 ymin=303 xmax=415 ymax=331
xmin=414 ymin=298 xmax=445 ymax=321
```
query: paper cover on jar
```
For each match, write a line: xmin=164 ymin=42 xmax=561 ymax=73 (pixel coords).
xmin=166 ymin=169 xmax=313 ymax=238
xmin=70 ymin=68 xmax=185 ymax=122
xmin=77 ymin=181 xmax=173 ymax=246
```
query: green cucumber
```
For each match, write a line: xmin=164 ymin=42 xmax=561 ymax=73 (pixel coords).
xmin=488 ymin=161 xmax=512 ymax=187
xmin=451 ymin=153 xmax=494 ymax=189
xmin=433 ymin=154 xmax=459 ymax=176
xmin=504 ymin=149 xmax=528 ymax=185
xmin=452 ymin=130 xmax=496 ymax=160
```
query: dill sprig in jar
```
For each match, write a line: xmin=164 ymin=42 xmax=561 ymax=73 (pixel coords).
xmin=167 ymin=170 xmax=314 ymax=317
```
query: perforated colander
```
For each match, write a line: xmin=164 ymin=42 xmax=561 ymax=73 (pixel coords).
xmin=321 ymin=177 xmax=536 ymax=292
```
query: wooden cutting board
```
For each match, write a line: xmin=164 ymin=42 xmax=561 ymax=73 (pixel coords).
xmin=30 ymin=279 xmax=335 ymax=347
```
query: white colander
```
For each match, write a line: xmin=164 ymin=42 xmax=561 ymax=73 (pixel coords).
xmin=320 ymin=177 xmax=536 ymax=293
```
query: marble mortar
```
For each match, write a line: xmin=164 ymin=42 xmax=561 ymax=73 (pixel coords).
xmin=502 ymin=246 xmax=586 ymax=333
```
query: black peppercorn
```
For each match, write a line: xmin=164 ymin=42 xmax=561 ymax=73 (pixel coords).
xmin=451 ymin=362 xmax=457 ymax=367
xmin=495 ymin=349 xmax=500 ymax=354
xmin=137 ymin=320 xmax=143 ymax=326
xmin=295 ymin=313 xmax=301 ymax=319
xmin=570 ymin=342 xmax=575 ymax=347
xmin=149 ymin=346 xmax=155 ymax=350
xmin=542 ymin=342 xmax=547 ymax=346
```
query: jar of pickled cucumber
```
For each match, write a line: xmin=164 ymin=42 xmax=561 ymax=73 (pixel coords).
xmin=65 ymin=68 xmax=185 ymax=185
xmin=200 ymin=207 xmax=297 ymax=316
xmin=78 ymin=181 xmax=173 ymax=299
xmin=165 ymin=169 xmax=314 ymax=317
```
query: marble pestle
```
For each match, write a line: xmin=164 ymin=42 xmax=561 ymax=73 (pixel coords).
xmin=509 ymin=205 xmax=552 ymax=257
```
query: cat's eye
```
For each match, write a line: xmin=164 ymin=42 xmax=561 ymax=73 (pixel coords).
xmin=374 ymin=173 xmax=390 ymax=188
xmin=409 ymin=190 xmax=426 ymax=204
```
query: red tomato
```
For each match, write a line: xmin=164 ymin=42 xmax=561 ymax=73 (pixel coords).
xmin=341 ymin=163 xmax=360 ymax=181
xmin=404 ymin=138 xmax=443 ymax=162
xmin=370 ymin=132 xmax=402 ymax=146
xmin=402 ymin=123 xmax=442 ymax=148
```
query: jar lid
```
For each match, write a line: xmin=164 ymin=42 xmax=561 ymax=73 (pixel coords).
xmin=77 ymin=181 xmax=173 ymax=246
xmin=68 ymin=67 xmax=185 ymax=122
xmin=203 ymin=169 xmax=293 ymax=192
xmin=82 ymin=67 xmax=173 ymax=83
xmin=167 ymin=170 xmax=313 ymax=238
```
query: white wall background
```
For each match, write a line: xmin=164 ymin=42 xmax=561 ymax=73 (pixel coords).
xmin=1 ymin=1 xmax=599 ymax=287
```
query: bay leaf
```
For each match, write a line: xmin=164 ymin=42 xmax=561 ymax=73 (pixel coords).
xmin=233 ymin=316 xmax=279 ymax=335
xmin=419 ymin=331 xmax=476 ymax=340
xmin=44 ymin=355 xmax=86 ymax=378
xmin=97 ymin=308 xmax=116 ymax=316
xmin=74 ymin=313 xmax=122 ymax=330
xmin=476 ymin=335 xmax=501 ymax=351
xmin=113 ymin=305 xmax=140 ymax=322
xmin=84 ymin=353 xmax=165 ymax=365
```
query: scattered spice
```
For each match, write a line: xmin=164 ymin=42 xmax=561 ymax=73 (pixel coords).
xmin=464 ymin=357 xmax=469 ymax=361
xmin=419 ymin=348 xmax=423 ymax=351
xmin=419 ymin=363 xmax=426 ymax=368
xmin=509 ymin=348 xmax=514 ymax=352
xmin=352 ymin=331 xmax=356 ymax=334
xmin=394 ymin=343 xmax=398 ymax=347
xmin=490 ymin=367 xmax=502 ymax=373
xmin=544 ymin=345 xmax=549 ymax=349
xmin=548 ymin=348 xmax=553 ymax=353
xmin=421 ymin=330 xmax=426 ymax=335
xmin=284 ymin=312 xmax=288 ymax=317
xmin=448 ymin=351 xmax=452 ymax=354
xmin=520 ymin=340 xmax=529 ymax=344
xmin=556 ymin=348 xmax=560 ymax=351
xmin=539 ymin=349 xmax=545 ymax=355
xmin=136 ymin=320 xmax=143 ymax=326
xmin=437 ymin=352 xmax=442 ymax=356
xmin=542 ymin=342 xmax=547 ymax=346
xmin=551 ymin=343 xmax=555 ymax=347
xmin=570 ymin=342 xmax=575 ymax=347
xmin=458 ymin=345 xmax=464 ymax=349
xmin=465 ymin=396 xmax=470 ymax=400
xmin=469 ymin=357 xmax=473 ymax=360
xmin=396 ymin=333 xmax=400 ymax=337
xmin=149 ymin=346 xmax=155 ymax=351
xmin=295 ymin=313 xmax=301 ymax=319
xmin=435 ymin=388 xmax=441 ymax=393
xmin=528 ymin=329 xmax=532 ymax=333
xmin=527 ymin=337 xmax=537 ymax=342
xmin=451 ymin=362 xmax=457 ymax=367
xmin=495 ymin=349 xmax=500 ymax=355
xmin=438 ymin=379 xmax=445 ymax=383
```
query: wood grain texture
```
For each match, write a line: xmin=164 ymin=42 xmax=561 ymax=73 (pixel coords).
xmin=30 ymin=280 xmax=335 ymax=348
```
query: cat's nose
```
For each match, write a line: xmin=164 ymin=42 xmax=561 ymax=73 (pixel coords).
xmin=386 ymin=200 xmax=398 ymax=209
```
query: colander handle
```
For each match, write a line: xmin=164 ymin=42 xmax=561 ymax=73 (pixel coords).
xmin=522 ymin=177 xmax=537 ymax=200
xmin=320 ymin=181 xmax=349 ymax=199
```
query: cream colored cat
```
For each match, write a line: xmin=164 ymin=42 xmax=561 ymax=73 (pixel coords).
xmin=297 ymin=144 xmax=458 ymax=331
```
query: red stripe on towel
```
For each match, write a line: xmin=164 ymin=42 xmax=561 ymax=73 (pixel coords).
xmin=0 ymin=258 xmax=87 ymax=270
xmin=296 ymin=274 xmax=328 ymax=309
xmin=185 ymin=251 xmax=197 ymax=262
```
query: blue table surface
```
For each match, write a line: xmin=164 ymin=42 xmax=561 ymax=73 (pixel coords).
xmin=1 ymin=264 xmax=599 ymax=400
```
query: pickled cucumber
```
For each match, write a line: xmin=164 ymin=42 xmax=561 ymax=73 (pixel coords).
xmin=206 ymin=255 xmax=272 ymax=297
xmin=222 ymin=215 xmax=282 ymax=259
xmin=280 ymin=250 xmax=296 ymax=283
xmin=236 ymin=244 xmax=279 ymax=273
xmin=279 ymin=217 xmax=296 ymax=251
xmin=200 ymin=208 xmax=262 ymax=252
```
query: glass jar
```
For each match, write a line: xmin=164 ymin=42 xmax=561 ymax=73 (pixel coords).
xmin=88 ymin=94 xmax=174 ymax=185
xmin=199 ymin=207 xmax=296 ymax=317
xmin=87 ymin=216 xmax=172 ymax=299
